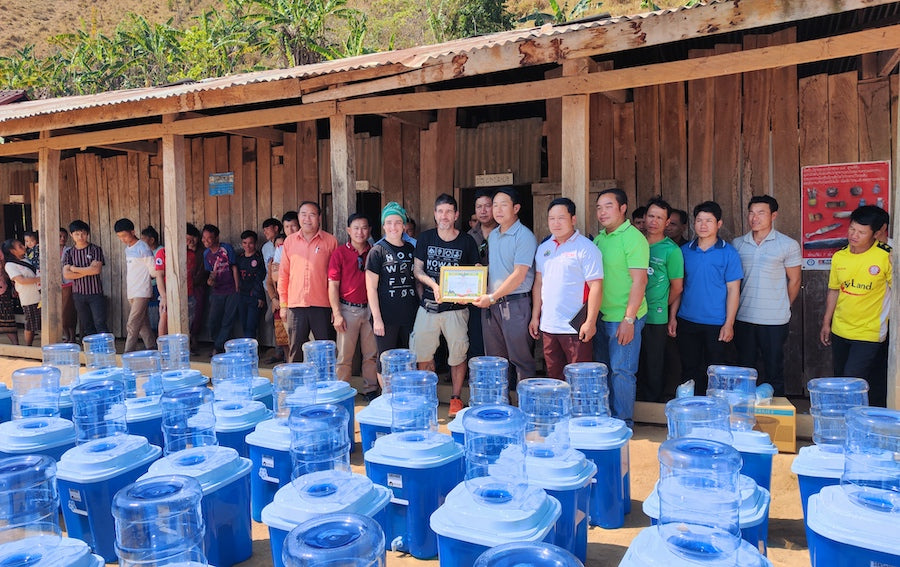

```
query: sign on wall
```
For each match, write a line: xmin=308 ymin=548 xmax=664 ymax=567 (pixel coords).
xmin=800 ymin=161 xmax=890 ymax=270
xmin=209 ymin=172 xmax=235 ymax=196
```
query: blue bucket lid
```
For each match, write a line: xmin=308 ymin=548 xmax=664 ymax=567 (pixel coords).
xmin=245 ymin=418 xmax=291 ymax=450
xmin=306 ymin=381 xmax=355 ymax=404
xmin=363 ymin=431 xmax=462 ymax=468
xmin=619 ymin=526 xmax=772 ymax=566
xmin=0 ymin=418 xmax=76 ymax=451
xmin=213 ymin=400 xmax=271 ymax=432
xmin=790 ymin=444 xmax=845 ymax=479
xmin=355 ymin=394 xmax=392 ymax=428
xmin=80 ymin=368 xmax=126 ymax=383
xmin=731 ymin=430 xmax=778 ymax=455
xmin=0 ymin=536 xmax=101 ymax=567
xmin=446 ymin=406 xmax=468 ymax=434
xmin=56 ymin=435 xmax=161 ymax=483
xmin=253 ymin=376 xmax=274 ymax=396
xmin=525 ymin=449 xmax=597 ymax=491
xmin=125 ymin=396 xmax=162 ymax=421
xmin=161 ymin=369 xmax=208 ymax=392
xmin=807 ymin=485 xmax=900 ymax=556
xmin=0 ymin=384 xmax=10 ymax=400
xmin=569 ymin=416 xmax=632 ymax=449
xmin=430 ymin=483 xmax=561 ymax=547
xmin=144 ymin=446 xmax=251 ymax=496
xmin=261 ymin=471 xmax=390 ymax=532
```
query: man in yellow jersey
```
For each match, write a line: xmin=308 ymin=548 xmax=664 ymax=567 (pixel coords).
xmin=820 ymin=205 xmax=892 ymax=407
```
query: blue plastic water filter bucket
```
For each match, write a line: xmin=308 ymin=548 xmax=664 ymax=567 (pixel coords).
xmin=446 ymin=405 xmax=467 ymax=446
xmin=791 ymin=444 xmax=844 ymax=533
xmin=656 ymin=438 xmax=742 ymax=562
xmin=213 ymin=400 xmax=271 ymax=458
xmin=664 ymin=396 xmax=734 ymax=445
xmin=619 ymin=526 xmax=772 ymax=567
xmin=289 ymin=404 xmax=351 ymax=479
xmin=357 ymin=395 xmax=393 ymax=454
xmin=706 ymin=365 xmax=758 ymax=432
xmin=429 ymin=482 xmax=562 ymax=567
xmin=474 ymin=541 xmax=584 ymax=567
xmin=0 ymin=536 xmax=106 ymax=567
xmin=807 ymin=485 xmax=900 ymax=567
xmin=302 ymin=340 xmax=338 ymax=382
xmin=211 ymin=352 xmax=254 ymax=402
xmin=12 ymin=366 xmax=61 ymax=419
xmin=282 ymin=513 xmax=386 ymax=567
xmin=732 ymin=430 xmax=777 ymax=491
xmin=0 ymin=455 xmax=61 ymax=543
xmin=261 ymin=470 xmax=391 ymax=567
xmin=302 ymin=381 xmax=356 ymax=451
xmin=225 ymin=337 xmax=260 ymax=377
xmin=70 ymin=380 xmax=128 ymax=444
xmin=157 ymin=333 xmax=191 ymax=371
xmin=253 ymin=376 xmax=275 ymax=411
xmin=56 ymin=435 xmax=161 ymax=562
xmin=141 ymin=446 xmax=252 ymax=567
xmin=379 ymin=349 xmax=417 ymax=395
xmin=0 ymin=417 xmax=77 ymax=462
xmin=0 ymin=385 xmax=10 ymax=424
xmin=364 ymin=430 xmax=464 ymax=559
xmin=273 ymin=363 xmax=319 ymax=418
xmin=468 ymin=356 xmax=509 ymax=407
xmin=125 ymin=395 xmax=165 ymax=449
xmin=247 ymin=418 xmax=292 ymax=522
xmin=160 ymin=386 xmax=217 ymax=455
xmin=112 ymin=474 xmax=208 ymax=567
xmin=841 ymin=406 xmax=900 ymax=513
xmin=564 ymin=362 xmax=610 ymax=417
xmin=569 ymin=416 xmax=632 ymax=528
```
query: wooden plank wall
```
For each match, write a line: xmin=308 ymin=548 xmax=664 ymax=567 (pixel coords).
xmin=455 ymin=118 xmax=543 ymax=188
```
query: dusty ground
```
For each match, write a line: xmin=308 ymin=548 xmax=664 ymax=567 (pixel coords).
xmin=0 ymin=356 xmax=809 ymax=566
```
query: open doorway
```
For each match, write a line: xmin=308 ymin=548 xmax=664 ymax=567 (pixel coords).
xmin=4 ymin=204 xmax=32 ymax=241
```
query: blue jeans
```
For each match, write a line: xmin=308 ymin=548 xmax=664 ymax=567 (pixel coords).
xmin=237 ymin=295 xmax=264 ymax=339
xmin=593 ymin=316 xmax=646 ymax=426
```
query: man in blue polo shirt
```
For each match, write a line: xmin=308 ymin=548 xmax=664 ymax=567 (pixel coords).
xmin=670 ymin=201 xmax=743 ymax=393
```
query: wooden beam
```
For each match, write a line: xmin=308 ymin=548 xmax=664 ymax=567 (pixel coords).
xmin=160 ymin=118 xmax=189 ymax=335
xmin=338 ymin=25 xmax=900 ymax=114
xmin=180 ymin=113 xmax=285 ymax=143
xmin=37 ymin=132 xmax=62 ymax=343
xmin=378 ymin=111 xmax=432 ymax=130
xmin=878 ymin=48 xmax=900 ymax=77
xmin=329 ymin=115 xmax=356 ymax=242
xmin=93 ymin=140 xmax=159 ymax=154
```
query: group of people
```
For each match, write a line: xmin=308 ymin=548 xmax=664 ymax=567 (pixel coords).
xmin=18 ymin=184 xmax=888 ymax=421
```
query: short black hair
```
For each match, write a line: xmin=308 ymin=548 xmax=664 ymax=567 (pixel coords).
xmin=850 ymin=205 xmax=889 ymax=232
xmin=494 ymin=186 xmax=521 ymax=206
xmin=548 ymin=197 xmax=576 ymax=216
xmin=262 ymin=217 xmax=283 ymax=231
xmin=59 ymin=227 xmax=68 ymax=235
xmin=275 ymin=232 xmax=287 ymax=241
xmin=22 ymin=230 xmax=38 ymax=241
xmin=631 ymin=206 xmax=648 ymax=220
xmin=114 ymin=218 xmax=135 ymax=233
xmin=347 ymin=213 xmax=369 ymax=227
xmin=646 ymin=197 xmax=672 ymax=218
xmin=747 ymin=195 xmax=779 ymax=213
xmin=298 ymin=201 xmax=321 ymax=215
xmin=693 ymin=201 xmax=723 ymax=222
xmin=141 ymin=226 xmax=159 ymax=245
xmin=406 ymin=218 xmax=417 ymax=229
xmin=671 ymin=209 xmax=688 ymax=225
xmin=69 ymin=220 xmax=90 ymax=234
xmin=474 ymin=188 xmax=496 ymax=201
xmin=240 ymin=230 xmax=258 ymax=241
xmin=598 ymin=188 xmax=628 ymax=208
xmin=186 ymin=223 xmax=201 ymax=239
xmin=434 ymin=193 xmax=458 ymax=211
xmin=202 ymin=224 xmax=220 ymax=238
xmin=282 ymin=211 xmax=299 ymax=224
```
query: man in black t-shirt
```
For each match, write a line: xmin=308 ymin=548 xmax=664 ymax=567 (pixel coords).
xmin=412 ymin=194 xmax=480 ymax=417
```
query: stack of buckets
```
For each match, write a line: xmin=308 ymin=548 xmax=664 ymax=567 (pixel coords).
xmin=642 ymin=396 xmax=772 ymax=555
xmin=262 ymin=404 xmax=390 ymax=567
xmin=0 ymin=454 xmax=105 ymax=565
xmin=365 ymin=370 xmax=464 ymax=558
xmin=446 ymin=356 xmax=510 ymax=445
xmin=210 ymin=351 xmax=271 ymax=458
xmin=0 ymin=365 xmax=77 ymax=461
xmin=357 ymin=349 xmax=418 ymax=453
xmin=805 ymin=405 xmax=900 ymax=566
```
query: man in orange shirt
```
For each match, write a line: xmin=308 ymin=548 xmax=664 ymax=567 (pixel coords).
xmin=278 ymin=201 xmax=338 ymax=362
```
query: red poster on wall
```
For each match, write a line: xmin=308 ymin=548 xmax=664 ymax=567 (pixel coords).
xmin=800 ymin=161 xmax=891 ymax=270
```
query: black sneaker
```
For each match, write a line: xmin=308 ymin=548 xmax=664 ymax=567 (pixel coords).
xmin=362 ymin=390 xmax=381 ymax=403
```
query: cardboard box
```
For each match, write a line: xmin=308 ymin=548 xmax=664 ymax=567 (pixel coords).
xmin=754 ymin=396 xmax=796 ymax=453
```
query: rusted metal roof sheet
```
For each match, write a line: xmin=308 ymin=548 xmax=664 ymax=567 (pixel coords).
xmin=0 ymin=90 xmax=27 ymax=105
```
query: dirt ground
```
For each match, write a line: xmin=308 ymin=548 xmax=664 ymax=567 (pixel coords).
xmin=0 ymin=357 xmax=810 ymax=566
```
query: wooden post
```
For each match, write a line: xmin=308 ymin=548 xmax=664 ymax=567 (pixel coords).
xmin=329 ymin=115 xmax=356 ymax=243
xmin=38 ymin=132 xmax=62 ymax=343
xmin=161 ymin=121 xmax=189 ymax=334
xmin=560 ymin=58 xmax=597 ymax=232
xmin=889 ymin=86 xmax=900 ymax=410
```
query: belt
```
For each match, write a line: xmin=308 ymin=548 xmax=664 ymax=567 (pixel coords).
xmin=340 ymin=299 xmax=367 ymax=308
xmin=497 ymin=292 xmax=531 ymax=304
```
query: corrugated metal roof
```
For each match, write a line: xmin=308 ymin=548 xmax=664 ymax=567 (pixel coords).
xmin=0 ymin=2 xmax=709 ymax=124
xmin=0 ymin=90 xmax=27 ymax=105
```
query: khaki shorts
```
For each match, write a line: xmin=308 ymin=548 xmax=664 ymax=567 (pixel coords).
xmin=410 ymin=306 xmax=469 ymax=366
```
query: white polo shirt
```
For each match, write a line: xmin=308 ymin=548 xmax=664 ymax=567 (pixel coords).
xmin=732 ymin=229 xmax=801 ymax=325
xmin=535 ymin=230 xmax=604 ymax=334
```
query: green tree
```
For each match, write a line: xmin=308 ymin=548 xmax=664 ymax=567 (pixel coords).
xmin=519 ymin=0 xmax=601 ymax=26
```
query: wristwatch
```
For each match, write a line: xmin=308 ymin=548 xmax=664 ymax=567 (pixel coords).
xmin=623 ymin=316 xmax=635 ymax=324
xmin=489 ymin=294 xmax=496 ymax=304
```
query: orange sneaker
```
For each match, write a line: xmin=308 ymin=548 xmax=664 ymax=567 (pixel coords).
xmin=448 ymin=397 xmax=464 ymax=417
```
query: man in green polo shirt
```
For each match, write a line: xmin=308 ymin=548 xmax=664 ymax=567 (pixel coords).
xmin=593 ymin=188 xmax=649 ymax=427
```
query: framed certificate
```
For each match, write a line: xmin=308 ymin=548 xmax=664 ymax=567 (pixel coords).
xmin=439 ymin=266 xmax=487 ymax=303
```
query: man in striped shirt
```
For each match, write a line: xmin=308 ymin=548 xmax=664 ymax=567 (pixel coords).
xmin=63 ymin=220 xmax=108 ymax=336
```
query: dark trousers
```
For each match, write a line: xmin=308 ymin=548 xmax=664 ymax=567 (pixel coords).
xmin=286 ymin=306 xmax=332 ymax=362
xmin=638 ymin=323 xmax=668 ymax=402
xmin=237 ymin=295 xmax=264 ymax=339
xmin=676 ymin=317 xmax=729 ymax=394
xmin=734 ymin=321 xmax=790 ymax=397
xmin=831 ymin=332 xmax=887 ymax=407
xmin=73 ymin=293 xmax=108 ymax=335
xmin=482 ymin=297 xmax=535 ymax=384
xmin=467 ymin=305 xmax=485 ymax=358
xmin=374 ymin=323 xmax=413 ymax=373
xmin=542 ymin=333 xmax=592 ymax=380
xmin=208 ymin=292 xmax=239 ymax=351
